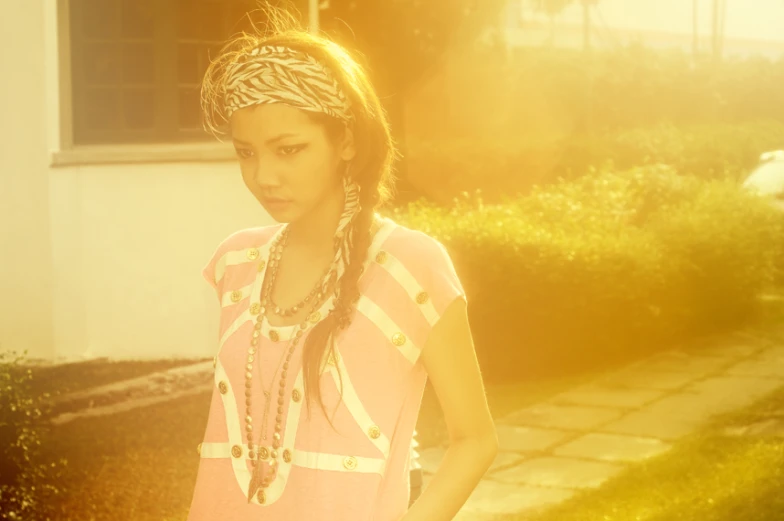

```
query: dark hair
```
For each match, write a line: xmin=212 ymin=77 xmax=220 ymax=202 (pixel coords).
xmin=201 ymin=4 xmax=398 ymax=426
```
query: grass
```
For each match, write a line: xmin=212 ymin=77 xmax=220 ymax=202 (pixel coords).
xmin=506 ymin=384 xmax=784 ymax=521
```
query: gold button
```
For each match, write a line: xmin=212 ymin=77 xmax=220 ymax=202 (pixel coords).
xmin=292 ymin=389 xmax=301 ymax=402
xmin=250 ymin=303 xmax=261 ymax=315
xmin=247 ymin=248 xmax=259 ymax=260
xmin=259 ymin=446 xmax=269 ymax=460
xmin=218 ymin=381 xmax=228 ymax=394
xmin=230 ymin=290 xmax=243 ymax=303
xmin=375 ymin=251 xmax=388 ymax=264
xmin=391 ymin=332 xmax=406 ymax=346
xmin=197 ymin=443 xmax=202 ymax=455
xmin=416 ymin=291 xmax=429 ymax=304
xmin=231 ymin=445 xmax=243 ymax=458
xmin=269 ymin=329 xmax=279 ymax=342
xmin=257 ymin=260 xmax=266 ymax=272
xmin=343 ymin=456 xmax=358 ymax=470
xmin=368 ymin=426 xmax=381 ymax=439
xmin=282 ymin=449 xmax=292 ymax=463
xmin=257 ymin=489 xmax=266 ymax=504
xmin=308 ymin=311 xmax=321 ymax=323
xmin=212 ymin=356 xmax=217 ymax=368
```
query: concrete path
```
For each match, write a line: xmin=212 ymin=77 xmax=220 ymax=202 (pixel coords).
xmin=415 ymin=329 xmax=784 ymax=520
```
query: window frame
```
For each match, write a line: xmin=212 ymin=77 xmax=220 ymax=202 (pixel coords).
xmin=52 ymin=0 xmax=272 ymax=166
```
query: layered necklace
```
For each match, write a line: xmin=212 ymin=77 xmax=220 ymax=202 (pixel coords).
xmin=244 ymin=225 xmax=337 ymax=504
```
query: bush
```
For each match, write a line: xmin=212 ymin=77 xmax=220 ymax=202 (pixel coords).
xmin=388 ymin=165 xmax=784 ymax=382
xmin=0 ymin=350 xmax=67 ymax=521
xmin=405 ymin=120 xmax=784 ymax=204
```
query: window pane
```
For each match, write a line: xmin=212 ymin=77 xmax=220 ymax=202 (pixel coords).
xmin=84 ymin=89 xmax=120 ymax=130
xmin=83 ymin=44 xmax=121 ymax=85
xmin=177 ymin=0 xmax=199 ymax=40
xmin=199 ymin=2 xmax=224 ymax=40
xmin=121 ymin=0 xmax=155 ymax=38
xmin=178 ymin=88 xmax=202 ymax=130
xmin=123 ymin=44 xmax=155 ymax=84
xmin=123 ymin=89 xmax=156 ymax=129
xmin=178 ymin=43 xmax=201 ymax=84
xmin=81 ymin=0 xmax=119 ymax=39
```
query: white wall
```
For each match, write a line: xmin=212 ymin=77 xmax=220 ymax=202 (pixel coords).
xmin=0 ymin=1 xmax=54 ymax=360
xmin=0 ymin=1 xmax=275 ymax=363
xmin=48 ymin=162 xmax=272 ymax=361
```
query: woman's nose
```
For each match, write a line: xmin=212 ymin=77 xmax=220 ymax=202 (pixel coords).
xmin=252 ymin=157 xmax=284 ymax=188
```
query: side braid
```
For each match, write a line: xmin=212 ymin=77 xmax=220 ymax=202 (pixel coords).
xmin=301 ymin=178 xmax=379 ymax=429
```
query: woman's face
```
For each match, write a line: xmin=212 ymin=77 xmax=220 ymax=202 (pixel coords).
xmin=230 ymin=103 xmax=355 ymax=223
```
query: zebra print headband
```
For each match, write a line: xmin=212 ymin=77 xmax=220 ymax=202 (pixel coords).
xmin=224 ymin=45 xmax=354 ymax=122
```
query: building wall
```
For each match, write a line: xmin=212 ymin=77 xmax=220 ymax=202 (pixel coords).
xmin=505 ymin=0 xmax=784 ymax=59
xmin=0 ymin=0 xmax=54 ymax=360
xmin=0 ymin=1 xmax=275 ymax=362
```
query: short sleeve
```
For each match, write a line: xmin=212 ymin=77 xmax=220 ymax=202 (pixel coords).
xmin=407 ymin=231 xmax=467 ymax=329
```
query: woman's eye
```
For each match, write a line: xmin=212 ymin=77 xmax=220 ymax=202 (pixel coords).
xmin=279 ymin=144 xmax=307 ymax=156
xmin=235 ymin=148 xmax=254 ymax=159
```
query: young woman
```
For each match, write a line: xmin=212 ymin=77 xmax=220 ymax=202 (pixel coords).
xmin=189 ymin=8 xmax=498 ymax=521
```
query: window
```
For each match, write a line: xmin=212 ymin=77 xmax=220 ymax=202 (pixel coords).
xmin=68 ymin=0 xmax=305 ymax=146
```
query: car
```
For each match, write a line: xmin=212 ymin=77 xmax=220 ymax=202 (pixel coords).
xmin=742 ymin=150 xmax=784 ymax=211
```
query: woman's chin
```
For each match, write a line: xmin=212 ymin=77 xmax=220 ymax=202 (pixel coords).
xmin=262 ymin=201 xmax=296 ymax=220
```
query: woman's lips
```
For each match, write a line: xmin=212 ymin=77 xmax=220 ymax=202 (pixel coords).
xmin=263 ymin=198 xmax=292 ymax=210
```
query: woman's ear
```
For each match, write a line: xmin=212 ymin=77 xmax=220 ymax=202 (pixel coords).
xmin=339 ymin=126 xmax=357 ymax=162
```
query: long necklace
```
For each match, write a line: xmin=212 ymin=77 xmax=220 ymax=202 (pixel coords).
xmin=245 ymin=228 xmax=335 ymax=504
xmin=265 ymin=227 xmax=336 ymax=318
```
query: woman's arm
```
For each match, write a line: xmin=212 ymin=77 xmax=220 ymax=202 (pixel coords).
xmin=401 ymin=298 xmax=499 ymax=521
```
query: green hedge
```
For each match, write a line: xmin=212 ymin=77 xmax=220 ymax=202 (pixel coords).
xmin=389 ymin=165 xmax=784 ymax=381
xmin=406 ymin=120 xmax=784 ymax=204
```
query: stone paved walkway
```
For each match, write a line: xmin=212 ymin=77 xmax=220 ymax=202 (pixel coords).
xmin=416 ymin=330 xmax=784 ymax=520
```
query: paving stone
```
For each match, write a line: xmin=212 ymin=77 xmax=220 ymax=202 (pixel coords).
xmin=600 ymin=376 xmax=784 ymax=440
xmin=685 ymin=343 xmax=763 ymax=359
xmin=417 ymin=447 xmax=446 ymax=475
xmin=503 ymin=403 xmax=622 ymax=431
xmin=496 ymin=424 xmax=572 ymax=453
xmin=457 ymin=479 xmax=575 ymax=517
xmin=600 ymin=369 xmax=696 ymax=391
xmin=550 ymin=385 xmax=664 ymax=409
xmin=489 ymin=452 xmax=527 ymax=473
xmin=452 ymin=510 xmax=498 ymax=521
xmin=631 ymin=351 xmax=730 ymax=376
xmin=725 ymin=349 xmax=784 ymax=379
xmin=489 ymin=456 xmax=625 ymax=489
xmin=553 ymin=432 xmax=671 ymax=463
xmin=419 ymin=446 xmax=525 ymax=476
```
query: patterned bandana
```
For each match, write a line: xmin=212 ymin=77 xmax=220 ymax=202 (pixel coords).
xmin=224 ymin=45 xmax=354 ymax=123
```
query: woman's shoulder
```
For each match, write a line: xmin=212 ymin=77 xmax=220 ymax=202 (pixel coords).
xmin=381 ymin=219 xmax=454 ymax=267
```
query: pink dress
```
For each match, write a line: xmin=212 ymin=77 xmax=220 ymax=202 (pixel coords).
xmin=187 ymin=216 xmax=465 ymax=521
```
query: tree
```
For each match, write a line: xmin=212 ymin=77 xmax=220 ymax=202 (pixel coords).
xmin=317 ymin=0 xmax=507 ymax=199
xmin=528 ymin=0 xmax=598 ymax=49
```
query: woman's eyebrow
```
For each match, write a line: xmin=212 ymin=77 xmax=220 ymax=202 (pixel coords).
xmin=232 ymin=133 xmax=300 ymax=146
